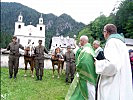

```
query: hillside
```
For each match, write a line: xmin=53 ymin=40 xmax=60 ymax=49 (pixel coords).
xmin=1 ymin=2 xmax=85 ymax=48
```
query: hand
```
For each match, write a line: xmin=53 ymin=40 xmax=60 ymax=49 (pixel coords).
xmin=76 ymin=73 xmax=79 ymax=77
xmin=59 ymin=58 xmax=64 ymax=61
xmin=94 ymin=58 xmax=97 ymax=65
xmin=94 ymin=58 xmax=97 ymax=61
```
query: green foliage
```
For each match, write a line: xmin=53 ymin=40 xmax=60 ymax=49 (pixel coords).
xmin=115 ymin=0 xmax=133 ymax=38
xmin=77 ymin=15 xmax=109 ymax=44
xmin=77 ymin=27 xmax=94 ymax=44
xmin=1 ymin=68 xmax=70 ymax=100
xmin=125 ymin=15 xmax=133 ymax=38
xmin=77 ymin=0 xmax=133 ymax=46
xmin=0 ymin=32 xmax=12 ymax=48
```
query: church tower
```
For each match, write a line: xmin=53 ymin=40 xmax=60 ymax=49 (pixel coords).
xmin=18 ymin=12 xmax=23 ymax=22
xmin=39 ymin=14 xmax=43 ymax=24
xmin=14 ymin=12 xmax=25 ymax=36
xmin=37 ymin=13 xmax=45 ymax=46
xmin=14 ymin=13 xmax=46 ymax=47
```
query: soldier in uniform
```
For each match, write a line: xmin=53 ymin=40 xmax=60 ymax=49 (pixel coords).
xmin=7 ymin=36 xmax=24 ymax=79
xmin=64 ymin=45 xmax=76 ymax=83
xmin=34 ymin=40 xmax=48 ymax=80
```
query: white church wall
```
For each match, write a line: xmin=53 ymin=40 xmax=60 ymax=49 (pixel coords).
xmin=14 ymin=13 xmax=46 ymax=47
xmin=37 ymin=24 xmax=45 ymax=37
xmin=17 ymin=36 xmax=45 ymax=47
xmin=14 ymin=22 xmax=25 ymax=36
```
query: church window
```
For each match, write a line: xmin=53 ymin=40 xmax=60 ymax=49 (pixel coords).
xmin=29 ymin=33 xmax=31 ymax=36
xmin=40 ymin=27 xmax=42 ymax=31
xmin=18 ymin=25 xmax=21 ymax=29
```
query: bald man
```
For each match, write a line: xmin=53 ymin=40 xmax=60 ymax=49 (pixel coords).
xmin=66 ymin=35 xmax=98 ymax=100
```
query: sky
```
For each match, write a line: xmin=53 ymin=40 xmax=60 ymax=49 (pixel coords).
xmin=2 ymin=0 xmax=122 ymax=25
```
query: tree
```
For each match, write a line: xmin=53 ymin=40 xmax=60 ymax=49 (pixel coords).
xmin=0 ymin=32 xmax=12 ymax=48
xmin=115 ymin=0 xmax=133 ymax=38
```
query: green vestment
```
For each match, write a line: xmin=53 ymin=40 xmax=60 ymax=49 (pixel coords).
xmin=65 ymin=43 xmax=98 ymax=100
xmin=75 ymin=48 xmax=82 ymax=65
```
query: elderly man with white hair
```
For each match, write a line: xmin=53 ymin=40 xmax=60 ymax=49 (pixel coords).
xmin=65 ymin=35 xmax=98 ymax=100
xmin=93 ymin=40 xmax=105 ymax=60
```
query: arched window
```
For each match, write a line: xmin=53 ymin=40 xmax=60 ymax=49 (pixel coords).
xmin=18 ymin=25 xmax=21 ymax=29
xmin=40 ymin=27 xmax=42 ymax=31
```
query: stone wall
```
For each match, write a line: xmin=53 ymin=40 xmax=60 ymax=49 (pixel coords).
xmin=1 ymin=54 xmax=66 ymax=69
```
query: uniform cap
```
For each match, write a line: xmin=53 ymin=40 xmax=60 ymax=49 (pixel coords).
xmin=38 ymin=40 xmax=42 ymax=42
xmin=12 ymin=36 xmax=17 ymax=40
xmin=67 ymin=45 xmax=71 ymax=49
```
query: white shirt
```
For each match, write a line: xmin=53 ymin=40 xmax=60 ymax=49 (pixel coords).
xmin=95 ymin=46 xmax=103 ymax=57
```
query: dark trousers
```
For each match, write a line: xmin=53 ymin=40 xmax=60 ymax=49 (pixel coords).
xmin=95 ymin=75 xmax=100 ymax=100
xmin=66 ymin=62 xmax=75 ymax=79
xmin=8 ymin=55 xmax=19 ymax=76
xmin=35 ymin=60 xmax=44 ymax=77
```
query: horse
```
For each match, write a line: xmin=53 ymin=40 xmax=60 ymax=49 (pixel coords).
xmin=51 ymin=47 xmax=64 ymax=78
xmin=24 ymin=46 xmax=35 ymax=77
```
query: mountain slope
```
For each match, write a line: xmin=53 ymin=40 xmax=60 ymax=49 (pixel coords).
xmin=1 ymin=2 xmax=85 ymax=48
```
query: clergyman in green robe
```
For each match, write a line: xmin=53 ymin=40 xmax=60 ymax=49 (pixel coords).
xmin=65 ymin=35 xmax=98 ymax=100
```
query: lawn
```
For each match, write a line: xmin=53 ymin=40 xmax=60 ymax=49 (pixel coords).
xmin=1 ymin=67 xmax=70 ymax=100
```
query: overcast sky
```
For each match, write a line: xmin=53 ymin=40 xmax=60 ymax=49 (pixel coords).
xmin=2 ymin=0 xmax=122 ymax=25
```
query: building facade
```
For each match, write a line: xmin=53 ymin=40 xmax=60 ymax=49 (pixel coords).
xmin=50 ymin=35 xmax=77 ymax=54
xmin=14 ymin=13 xmax=45 ymax=47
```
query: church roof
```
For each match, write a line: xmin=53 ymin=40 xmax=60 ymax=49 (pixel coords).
xmin=51 ymin=36 xmax=75 ymax=49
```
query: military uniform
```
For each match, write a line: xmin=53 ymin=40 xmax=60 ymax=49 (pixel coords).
xmin=34 ymin=45 xmax=48 ymax=80
xmin=7 ymin=41 xmax=24 ymax=78
xmin=64 ymin=47 xmax=76 ymax=83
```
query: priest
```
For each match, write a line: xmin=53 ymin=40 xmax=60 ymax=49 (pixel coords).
xmin=65 ymin=35 xmax=98 ymax=100
xmin=95 ymin=24 xmax=133 ymax=100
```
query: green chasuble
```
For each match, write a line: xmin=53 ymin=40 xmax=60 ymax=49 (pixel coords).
xmin=65 ymin=43 xmax=98 ymax=100
xmin=75 ymin=48 xmax=82 ymax=65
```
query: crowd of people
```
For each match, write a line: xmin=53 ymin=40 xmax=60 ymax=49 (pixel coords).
xmin=6 ymin=24 xmax=133 ymax=100
xmin=65 ymin=24 xmax=133 ymax=100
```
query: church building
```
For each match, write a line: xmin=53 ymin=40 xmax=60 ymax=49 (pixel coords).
xmin=50 ymin=35 xmax=77 ymax=54
xmin=14 ymin=13 xmax=45 ymax=47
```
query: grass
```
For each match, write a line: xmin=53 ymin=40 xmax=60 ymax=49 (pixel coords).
xmin=1 ymin=67 xmax=70 ymax=100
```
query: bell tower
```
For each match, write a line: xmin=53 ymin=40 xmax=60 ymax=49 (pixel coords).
xmin=18 ymin=12 xmax=23 ymax=22
xmin=37 ymin=13 xmax=45 ymax=46
xmin=14 ymin=12 xmax=25 ymax=36
xmin=39 ymin=13 xmax=43 ymax=24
